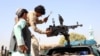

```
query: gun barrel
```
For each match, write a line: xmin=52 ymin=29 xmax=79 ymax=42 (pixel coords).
xmin=77 ymin=24 xmax=83 ymax=27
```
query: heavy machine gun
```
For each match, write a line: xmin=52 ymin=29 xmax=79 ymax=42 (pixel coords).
xmin=46 ymin=14 xmax=83 ymax=47
xmin=44 ymin=15 xmax=100 ymax=56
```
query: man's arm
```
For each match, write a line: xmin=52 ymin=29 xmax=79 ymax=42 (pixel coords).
xmin=36 ymin=17 xmax=48 ymax=24
xmin=36 ymin=19 xmax=44 ymax=24
xmin=27 ymin=12 xmax=46 ymax=34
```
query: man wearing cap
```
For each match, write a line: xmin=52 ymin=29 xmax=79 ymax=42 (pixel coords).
xmin=9 ymin=8 xmax=31 ymax=56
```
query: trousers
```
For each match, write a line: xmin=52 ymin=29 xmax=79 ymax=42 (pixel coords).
xmin=31 ymin=36 xmax=39 ymax=56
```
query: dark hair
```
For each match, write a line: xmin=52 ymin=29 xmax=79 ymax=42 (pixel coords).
xmin=34 ymin=5 xmax=45 ymax=15
xmin=16 ymin=8 xmax=28 ymax=18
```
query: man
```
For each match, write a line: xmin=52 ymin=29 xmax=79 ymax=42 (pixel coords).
xmin=27 ymin=5 xmax=51 ymax=56
xmin=12 ymin=8 xmax=31 ymax=56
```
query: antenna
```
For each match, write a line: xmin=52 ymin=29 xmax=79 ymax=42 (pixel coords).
xmin=52 ymin=18 xmax=55 ymax=26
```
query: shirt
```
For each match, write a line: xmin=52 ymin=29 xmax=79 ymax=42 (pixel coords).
xmin=14 ymin=18 xmax=26 ymax=46
xmin=27 ymin=11 xmax=46 ymax=34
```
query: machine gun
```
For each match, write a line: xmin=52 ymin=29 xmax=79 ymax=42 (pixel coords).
xmin=46 ymin=14 xmax=83 ymax=47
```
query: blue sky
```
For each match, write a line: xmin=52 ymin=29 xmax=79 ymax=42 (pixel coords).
xmin=0 ymin=0 xmax=100 ymax=49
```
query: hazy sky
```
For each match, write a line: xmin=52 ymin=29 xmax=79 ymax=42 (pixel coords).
xmin=0 ymin=0 xmax=100 ymax=49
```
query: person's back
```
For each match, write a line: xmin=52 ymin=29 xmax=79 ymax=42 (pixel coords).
xmin=27 ymin=5 xmax=47 ymax=56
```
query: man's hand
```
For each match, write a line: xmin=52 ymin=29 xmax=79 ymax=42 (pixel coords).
xmin=43 ymin=17 xmax=48 ymax=23
xmin=19 ymin=45 xmax=28 ymax=53
xmin=43 ymin=12 xmax=52 ymax=23
xmin=46 ymin=29 xmax=52 ymax=36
